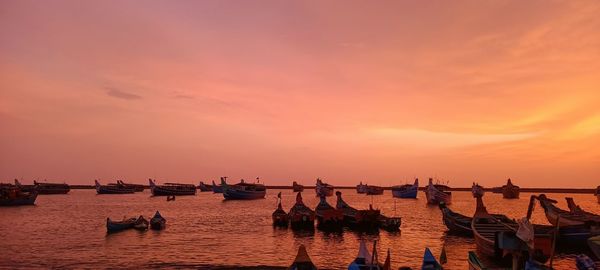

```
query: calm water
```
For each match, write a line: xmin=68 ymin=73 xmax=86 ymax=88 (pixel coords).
xmin=1 ymin=189 xmax=598 ymax=269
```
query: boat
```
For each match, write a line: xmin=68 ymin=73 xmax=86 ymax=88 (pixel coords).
xmin=366 ymin=185 xmax=384 ymax=195
xmin=292 ymin=181 xmax=304 ymax=192
xmin=439 ymin=202 xmax=477 ymax=236
xmin=116 ymin=180 xmax=144 ymax=192
xmin=425 ymin=178 xmax=452 ymax=205
xmin=348 ymin=239 xmax=384 ymax=270
xmin=272 ymin=192 xmax=289 ymax=227
xmin=472 ymin=182 xmax=484 ymax=198
xmin=288 ymin=192 xmax=315 ymax=230
xmin=421 ymin=248 xmax=442 ymax=270
xmin=335 ymin=191 xmax=380 ymax=230
xmin=289 ymin=244 xmax=317 ymax=270
xmin=0 ymin=185 xmax=38 ymax=206
xmin=391 ymin=178 xmax=418 ymax=199
xmin=212 ymin=178 xmax=225 ymax=193
xmin=16 ymin=179 xmax=70 ymax=194
xmin=133 ymin=216 xmax=149 ymax=230
xmin=222 ymin=178 xmax=266 ymax=200
xmin=95 ymin=180 xmax=135 ymax=194
xmin=150 ymin=211 xmax=166 ymax=230
xmin=536 ymin=194 xmax=600 ymax=226
xmin=315 ymin=195 xmax=343 ymax=231
xmin=356 ymin=182 xmax=368 ymax=194
xmin=148 ymin=179 xmax=196 ymax=196
xmin=566 ymin=197 xmax=600 ymax=219
xmin=501 ymin=178 xmax=520 ymax=199
xmin=315 ymin=178 xmax=333 ymax=197
xmin=197 ymin=181 xmax=212 ymax=192
xmin=378 ymin=214 xmax=401 ymax=232
xmin=106 ymin=216 xmax=137 ymax=233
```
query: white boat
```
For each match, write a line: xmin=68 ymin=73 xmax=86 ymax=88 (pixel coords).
xmin=425 ymin=178 xmax=451 ymax=205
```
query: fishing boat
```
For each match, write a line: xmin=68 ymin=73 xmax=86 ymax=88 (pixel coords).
xmin=566 ymin=197 xmax=600 ymax=219
xmin=272 ymin=192 xmax=289 ymax=227
xmin=472 ymin=182 xmax=484 ymax=198
xmin=315 ymin=178 xmax=333 ymax=197
xmin=222 ymin=178 xmax=266 ymax=200
xmin=289 ymin=192 xmax=315 ymax=230
xmin=589 ymin=236 xmax=600 ymax=260
xmin=0 ymin=185 xmax=38 ymax=206
xmin=95 ymin=180 xmax=135 ymax=194
xmin=366 ymin=185 xmax=384 ymax=195
xmin=148 ymin=179 xmax=196 ymax=196
xmin=197 ymin=181 xmax=212 ymax=192
xmin=439 ymin=202 xmax=477 ymax=236
xmin=335 ymin=191 xmax=380 ymax=230
xmin=212 ymin=177 xmax=225 ymax=193
xmin=133 ymin=216 xmax=149 ymax=230
xmin=536 ymin=194 xmax=600 ymax=226
xmin=315 ymin=195 xmax=343 ymax=231
xmin=348 ymin=239 xmax=384 ymax=270
xmin=292 ymin=181 xmax=304 ymax=192
xmin=116 ymin=180 xmax=144 ymax=192
xmin=391 ymin=178 xmax=418 ymax=199
xmin=16 ymin=179 xmax=70 ymax=194
xmin=106 ymin=216 xmax=137 ymax=233
xmin=356 ymin=182 xmax=368 ymax=194
xmin=421 ymin=248 xmax=442 ymax=270
xmin=501 ymin=178 xmax=520 ymax=199
xmin=425 ymin=178 xmax=452 ymax=205
xmin=150 ymin=211 xmax=166 ymax=230
xmin=289 ymin=244 xmax=317 ymax=270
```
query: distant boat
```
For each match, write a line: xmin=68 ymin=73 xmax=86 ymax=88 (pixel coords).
xmin=288 ymin=192 xmax=315 ymax=230
xmin=421 ymin=248 xmax=442 ymax=270
xmin=148 ymin=179 xmax=196 ymax=196
xmin=95 ymin=180 xmax=135 ymax=194
xmin=391 ymin=178 xmax=418 ymax=199
xmin=471 ymin=182 xmax=484 ymax=198
xmin=565 ymin=197 xmax=600 ymax=220
xmin=15 ymin=179 xmax=70 ymax=194
xmin=222 ymin=178 xmax=266 ymax=200
xmin=133 ymin=216 xmax=149 ymax=231
xmin=315 ymin=178 xmax=333 ymax=197
xmin=272 ymin=192 xmax=288 ymax=227
xmin=150 ymin=211 xmax=166 ymax=230
xmin=536 ymin=194 xmax=600 ymax=226
xmin=335 ymin=191 xmax=380 ymax=231
xmin=356 ymin=181 xmax=368 ymax=194
xmin=106 ymin=216 xmax=136 ymax=233
xmin=0 ymin=185 xmax=38 ymax=206
xmin=425 ymin=178 xmax=451 ymax=205
xmin=116 ymin=180 xmax=144 ymax=192
xmin=366 ymin=185 xmax=384 ymax=195
xmin=197 ymin=181 xmax=212 ymax=192
xmin=292 ymin=181 xmax=304 ymax=192
xmin=289 ymin=244 xmax=317 ymax=270
xmin=212 ymin=178 xmax=225 ymax=193
xmin=501 ymin=178 xmax=520 ymax=199
xmin=315 ymin=195 xmax=343 ymax=231
xmin=348 ymin=239 xmax=384 ymax=270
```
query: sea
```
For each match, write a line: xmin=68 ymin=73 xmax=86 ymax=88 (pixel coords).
xmin=0 ymin=189 xmax=598 ymax=269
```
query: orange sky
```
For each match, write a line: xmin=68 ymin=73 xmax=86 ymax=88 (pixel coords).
xmin=1 ymin=1 xmax=599 ymax=187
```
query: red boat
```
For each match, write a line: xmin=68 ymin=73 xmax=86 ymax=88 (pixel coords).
xmin=501 ymin=178 xmax=520 ymax=199
xmin=288 ymin=192 xmax=315 ymax=230
xmin=315 ymin=195 xmax=343 ymax=231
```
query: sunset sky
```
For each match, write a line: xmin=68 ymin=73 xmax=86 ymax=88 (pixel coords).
xmin=1 ymin=1 xmax=599 ymax=187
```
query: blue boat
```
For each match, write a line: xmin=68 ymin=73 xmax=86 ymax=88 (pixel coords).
xmin=421 ymin=248 xmax=442 ymax=270
xmin=222 ymin=178 xmax=266 ymax=200
xmin=212 ymin=178 xmax=225 ymax=193
xmin=391 ymin=178 xmax=418 ymax=198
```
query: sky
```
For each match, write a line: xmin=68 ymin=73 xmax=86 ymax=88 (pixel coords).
xmin=1 ymin=1 xmax=599 ymax=187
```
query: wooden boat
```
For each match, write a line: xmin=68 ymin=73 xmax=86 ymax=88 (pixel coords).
xmin=0 ymin=186 xmax=38 ymax=206
xmin=150 ymin=211 xmax=166 ymax=230
xmin=536 ymin=194 xmax=600 ymax=226
xmin=95 ymin=180 xmax=135 ymax=194
xmin=106 ymin=216 xmax=137 ymax=233
xmin=421 ymin=247 xmax=442 ymax=270
xmin=472 ymin=182 xmax=485 ymax=198
xmin=439 ymin=201 xmax=477 ymax=236
xmin=589 ymin=235 xmax=600 ymax=260
xmin=116 ymin=180 xmax=143 ymax=192
xmin=391 ymin=178 xmax=418 ymax=199
xmin=148 ymin=179 xmax=196 ymax=196
xmin=315 ymin=195 xmax=343 ymax=231
xmin=289 ymin=192 xmax=315 ymax=230
xmin=356 ymin=182 xmax=368 ymax=194
xmin=292 ymin=181 xmax=304 ymax=192
xmin=289 ymin=244 xmax=317 ymax=270
xmin=366 ymin=185 xmax=384 ymax=195
xmin=315 ymin=178 xmax=333 ymax=197
xmin=425 ymin=178 xmax=451 ymax=205
xmin=335 ymin=191 xmax=380 ymax=230
xmin=566 ymin=197 xmax=600 ymax=219
xmin=272 ymin=192 xmax=289 ymax=227
xmin=348 ymin=240 xmax=384 ymax=270
xmin=378 ymin=214 xmax=401 ymax=232
xmin=222 ymin=179 xmax=266 ymax=200
xmin=197 ymin=181 xmax=212 ymax=192
xmin=212 ymin=178 xmax=225 ymax=193
xmin=133 ymin=216 xmax=149 ymax=231
xmin=501 ymin=178 xmax=520 ymax=199
xmin=16 ymin=179 xmax=70 ymax=194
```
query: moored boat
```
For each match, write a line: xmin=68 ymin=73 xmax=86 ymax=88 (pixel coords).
xmin=501 ymin=178 xmax=520 ymax=199
xmin=472 ymin=182 xmax=484 ymax=198
xmin=536 ymin=194 xmax=600 ymax=226
xmin=348 ymin=239 xmax=384 ymax=270
xmin=197 ymin=181 xmax=212 ymax=192
xmin=566 ymin=197 xmax=600 ymax=220
xmin=212 ymin=178 xmax=225 ymax=193
xmin=315 ymin=178 xmax=333 ymax=197
xmin=439 ymin=202 xmax=476 ymax=236
xmin=425 ymin=178 xmax=451 ymax=205
xmin=150 ymin=211 xmax=166 ymax=230
xmin=0 ymin=185 xmax=38 ymax=206
xmin=95 ymin=180 xmax=135 ymax=194
xmin=116 ymin=180 xmax=144 ymax=192
xmin=315 ymin=195 xmax=343 ymax=231
xmin=366 ymin=185 xmax=384 ymax=195
xmin=335 ymin=191 xmax=380 ymax=231
xmin=391 ymin=178 xmax=418 ymax=199
xmin=421 ymin=247 xmax=442 ymax=270
xmin=356 ymin=182 xmax=368 ymax=194
xmin=289 ymin=244 xmax=317 ymax=270
xmin=289 ymin=192 xmax=315 ymax=230
xmin=222 ymin=178 xmax=266 ymax=200
xmin=133 ymin=215 xmax=149 ymax=231
xmin=16 ymin=179 xmax=70 ymax=194
xmin=106 ymin=216 xmax=137 ymax=233
xmin=292 ymin=181 xmax=304 ymax=192
xmin=148 ymin=179 xmax=196 ymax=196
xmin=272 ymin=192 xmax=289 ymax=227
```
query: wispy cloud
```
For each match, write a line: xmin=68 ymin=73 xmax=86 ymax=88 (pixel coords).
xmin=105 ymin=87 xmax=142 ymax=100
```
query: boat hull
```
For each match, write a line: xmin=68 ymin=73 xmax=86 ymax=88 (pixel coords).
xmin=106 ymin=218 xmax=136 ymax=233
xmin=212 ymin=185 xmax=223 ymax=193
xmin=502 ymin=188 xmax=520 ymax=199
xmin=151 ymin=187 xmax=196 ymax=196
xmin=426 ymin=190 xmax=451 ymax=205
xmin=0 ymin=192 xmax=38 ymax=206
xmin=96 ymin=187 xmax=135 ymax=194
xmin=316 ymin=210 xmax=343 ymax=231
xmin=223 ymin=189 xmax=265 ymax=200
xmin=391 ymin=187 xmax=418 ymax=198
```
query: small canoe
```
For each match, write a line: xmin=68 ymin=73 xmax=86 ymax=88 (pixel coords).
xmin=288 ymin=244 xmax=317 ymax=270
xmin=150 ymin=211 xmax=166 ymax=230
xmin=133 ymin=216 xmax=149 ymax=231
xmin=272 ymin=192 xmax=289 ymax=227
xmin=421 ymin=247 xmax=442 ymax=270
xmin=392 ymin=178 xmax=418 ymax=199
xmin=537 ymin=194 xmax=600 ymax=226
xmin=107 ymin=217 xmax=137 ymax=233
